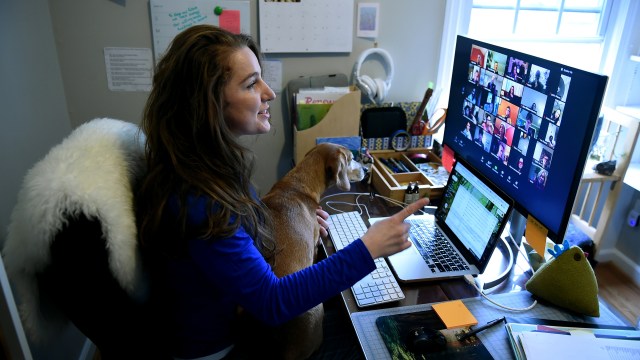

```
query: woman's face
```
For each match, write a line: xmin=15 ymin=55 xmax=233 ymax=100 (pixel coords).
xmin=223 ymin=47 xmax=276 ymax=136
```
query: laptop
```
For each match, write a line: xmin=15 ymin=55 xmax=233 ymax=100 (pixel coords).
xmin=371 ymin=158 xmax=514 ymax=283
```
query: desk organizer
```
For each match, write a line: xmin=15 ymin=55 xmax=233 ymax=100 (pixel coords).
xmin=360 ymin=102 xmax=433 ymax=151
xmin=293 ymin=87 xmax=361 ymax=164
xmin=371 ymin=149 xmax=445 ymax=202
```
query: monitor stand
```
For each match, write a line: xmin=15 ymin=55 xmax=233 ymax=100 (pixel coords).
xmin=479 ymin=210 xmax=526 ymax=290
xmin=509 ymin=210 xmax=527 ymax=245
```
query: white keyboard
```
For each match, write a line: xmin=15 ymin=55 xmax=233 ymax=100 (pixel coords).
xmin=328 ymin=211 xmax=405 ymax=308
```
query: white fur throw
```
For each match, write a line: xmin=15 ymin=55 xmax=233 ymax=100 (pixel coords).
xmin=2 ymin=118 xmax=147 ymax=342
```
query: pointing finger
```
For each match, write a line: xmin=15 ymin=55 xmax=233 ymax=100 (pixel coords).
xmin=392 ymin=198 xmax=429 ymax=222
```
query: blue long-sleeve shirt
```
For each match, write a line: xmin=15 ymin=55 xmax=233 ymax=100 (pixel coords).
xmin=151 ymin=194 xmax=376 ymax=359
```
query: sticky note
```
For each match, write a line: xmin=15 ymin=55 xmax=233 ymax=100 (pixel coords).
xmin=219 ymin=10 xmax=241 ymax=34
xmin=432 ymin=300 xmax=478 ymax=329
xmin=525 ymin=215 xmax=548 ymax=256
xmin=442 ymin=144 xmax=455 ymax=173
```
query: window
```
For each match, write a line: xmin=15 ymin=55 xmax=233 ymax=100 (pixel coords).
xmin=468 ymin=0 xmax=612 ymax=72
xmin=435 ymin=0 xmax=629 ymax=131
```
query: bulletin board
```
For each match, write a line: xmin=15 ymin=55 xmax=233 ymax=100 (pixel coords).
xmin=258 ymin=0 xmax=354 ymax=53
xmin=149 ymin=0 xmax=250 ymax=62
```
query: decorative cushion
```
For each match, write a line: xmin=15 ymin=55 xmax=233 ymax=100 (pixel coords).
xmin=525 ymin=245 xmax=600 ymax=317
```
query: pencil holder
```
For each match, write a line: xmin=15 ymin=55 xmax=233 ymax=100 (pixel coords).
xmin=525 ymin=245 xmax=599 ymax=317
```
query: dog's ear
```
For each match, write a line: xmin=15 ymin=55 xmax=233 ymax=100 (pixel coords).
xmin=330 ymin=149 xmax=351 ymax=191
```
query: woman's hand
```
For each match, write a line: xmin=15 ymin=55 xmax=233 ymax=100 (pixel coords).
xmin=360 ymin=198 xmax=430 ymax=259
xmin=316 ymin=207 xmax=330 ymax=238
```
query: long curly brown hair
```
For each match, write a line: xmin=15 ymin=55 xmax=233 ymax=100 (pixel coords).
xmin=136 ymin=25 xmax=275 ymax=261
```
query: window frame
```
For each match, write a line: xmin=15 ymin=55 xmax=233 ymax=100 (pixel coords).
xmin=434 ymin=0 xmax=631 ymax=118
xmin=470 ymin=0 xmax=612 ymax=41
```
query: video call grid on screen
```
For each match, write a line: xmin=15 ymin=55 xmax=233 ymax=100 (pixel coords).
xmin=446 ymin=36 xmax=607 ymax=241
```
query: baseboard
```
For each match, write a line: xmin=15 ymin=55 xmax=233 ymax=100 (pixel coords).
xmin=596 ymin=248 xmax=640 ymax=287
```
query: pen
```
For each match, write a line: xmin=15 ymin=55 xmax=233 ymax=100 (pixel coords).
xmin=457 ymin=316 xmax=506 ymax=341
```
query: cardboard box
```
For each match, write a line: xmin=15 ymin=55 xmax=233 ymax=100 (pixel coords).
xmin=293 ymin=87 xmax=361 ymax=164
xmin=370 ymin=149 xmax=445 ymax=202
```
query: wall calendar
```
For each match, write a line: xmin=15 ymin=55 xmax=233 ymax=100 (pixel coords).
xmin=258 ymin=0 xmax=354 ymax=53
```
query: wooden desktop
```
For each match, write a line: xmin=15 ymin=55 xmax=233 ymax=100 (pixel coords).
xmin=319 ymin=179 xmax=532 ymax=316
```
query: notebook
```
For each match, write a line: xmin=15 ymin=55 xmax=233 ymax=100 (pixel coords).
xmin=371 ymin=158 xmax=513 ymax=283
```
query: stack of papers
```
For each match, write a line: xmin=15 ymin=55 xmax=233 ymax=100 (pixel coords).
xmin=294 ymin=87 xmax=350 ymax=130
xmin=506 ymin=322 xmax=640 ymax=360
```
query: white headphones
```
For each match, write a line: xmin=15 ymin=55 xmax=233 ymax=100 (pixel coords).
xmin=354 ymin=48 xmax=395 ymax=105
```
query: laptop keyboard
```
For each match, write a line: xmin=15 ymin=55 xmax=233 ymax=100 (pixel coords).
xmin=407 ymin=218 xmax=470 ymax=273
xmin=328 ymin=211 xmax=405 ymax=308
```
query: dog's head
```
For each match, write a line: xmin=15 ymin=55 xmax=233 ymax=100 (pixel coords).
xmin=314 ymin=143 xmax=365 ymax=191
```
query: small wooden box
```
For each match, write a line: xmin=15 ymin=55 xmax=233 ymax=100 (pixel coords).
xmin=370 ymin=149 xmax=445 ymax=203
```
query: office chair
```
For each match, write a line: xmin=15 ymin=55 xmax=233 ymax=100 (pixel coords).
xmin=2 ymin=118 xmax=170 ymax=359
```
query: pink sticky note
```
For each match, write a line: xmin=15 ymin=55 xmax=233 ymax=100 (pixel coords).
xmin=219 ymin=10 xmax=241 ymax=34
xmin=442 ymin=144 xmax=455 ymax=173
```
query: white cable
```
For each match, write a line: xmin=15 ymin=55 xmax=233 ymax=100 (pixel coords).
xmin=319 ymin=191 xmax=434 ymax=220
xmin=464 ymin=275 xmax=537 ymax=312
xmin=507 ymin=231 xmax=534 ymax=266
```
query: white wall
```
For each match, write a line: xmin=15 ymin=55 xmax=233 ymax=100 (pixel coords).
xmin=0 ymin=0 xmax=72 ymax=248
xmin=0 ymin=1 xmax=90 ymax=359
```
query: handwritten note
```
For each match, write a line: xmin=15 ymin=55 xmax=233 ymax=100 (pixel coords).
xmin=149 ymin=0 xmax=249 ymax=62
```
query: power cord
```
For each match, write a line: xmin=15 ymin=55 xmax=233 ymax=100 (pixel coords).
xmin=464 ymin=274 xmax=537 ymax=311
xmin=321 ymin=191 xmax=435 ymax=221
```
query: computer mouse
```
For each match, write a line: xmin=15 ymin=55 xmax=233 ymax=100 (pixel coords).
xmin=406 ymin=327 xmax=447 ymax=353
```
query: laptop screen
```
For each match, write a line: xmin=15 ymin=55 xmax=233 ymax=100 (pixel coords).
xmin=435 ymin=159 xmax=513 ymax=266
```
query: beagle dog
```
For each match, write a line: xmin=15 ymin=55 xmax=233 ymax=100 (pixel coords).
xmin=262 ymin=143 xmax=364 ymax=360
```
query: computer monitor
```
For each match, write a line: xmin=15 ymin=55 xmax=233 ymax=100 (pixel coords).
xmin=443 ymin=35 xmax=608 ymax=243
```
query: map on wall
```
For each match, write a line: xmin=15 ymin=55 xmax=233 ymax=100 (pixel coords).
xmin=149 ymin=0 xmax=250 ymax=63
xmin=258 ymin=0 xmax=354 ymax=53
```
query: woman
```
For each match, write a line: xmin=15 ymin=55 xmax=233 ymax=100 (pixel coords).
xmin=136 ymin=25 xmax=427 ymax=359
xmin=535 ymin=169 xmax=548 ymax=189
xmin=462 ymin=121 xmax=472 ymax=140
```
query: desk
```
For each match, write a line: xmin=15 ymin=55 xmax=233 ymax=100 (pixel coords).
xmin=319 ymin=181 xmax=631 ymax=359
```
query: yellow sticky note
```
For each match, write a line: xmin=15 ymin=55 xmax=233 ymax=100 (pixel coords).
xmin=525 ymin=215 xmax=548 ymax=256
xmin=432 ymin=300 xmax=478 ymax=329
